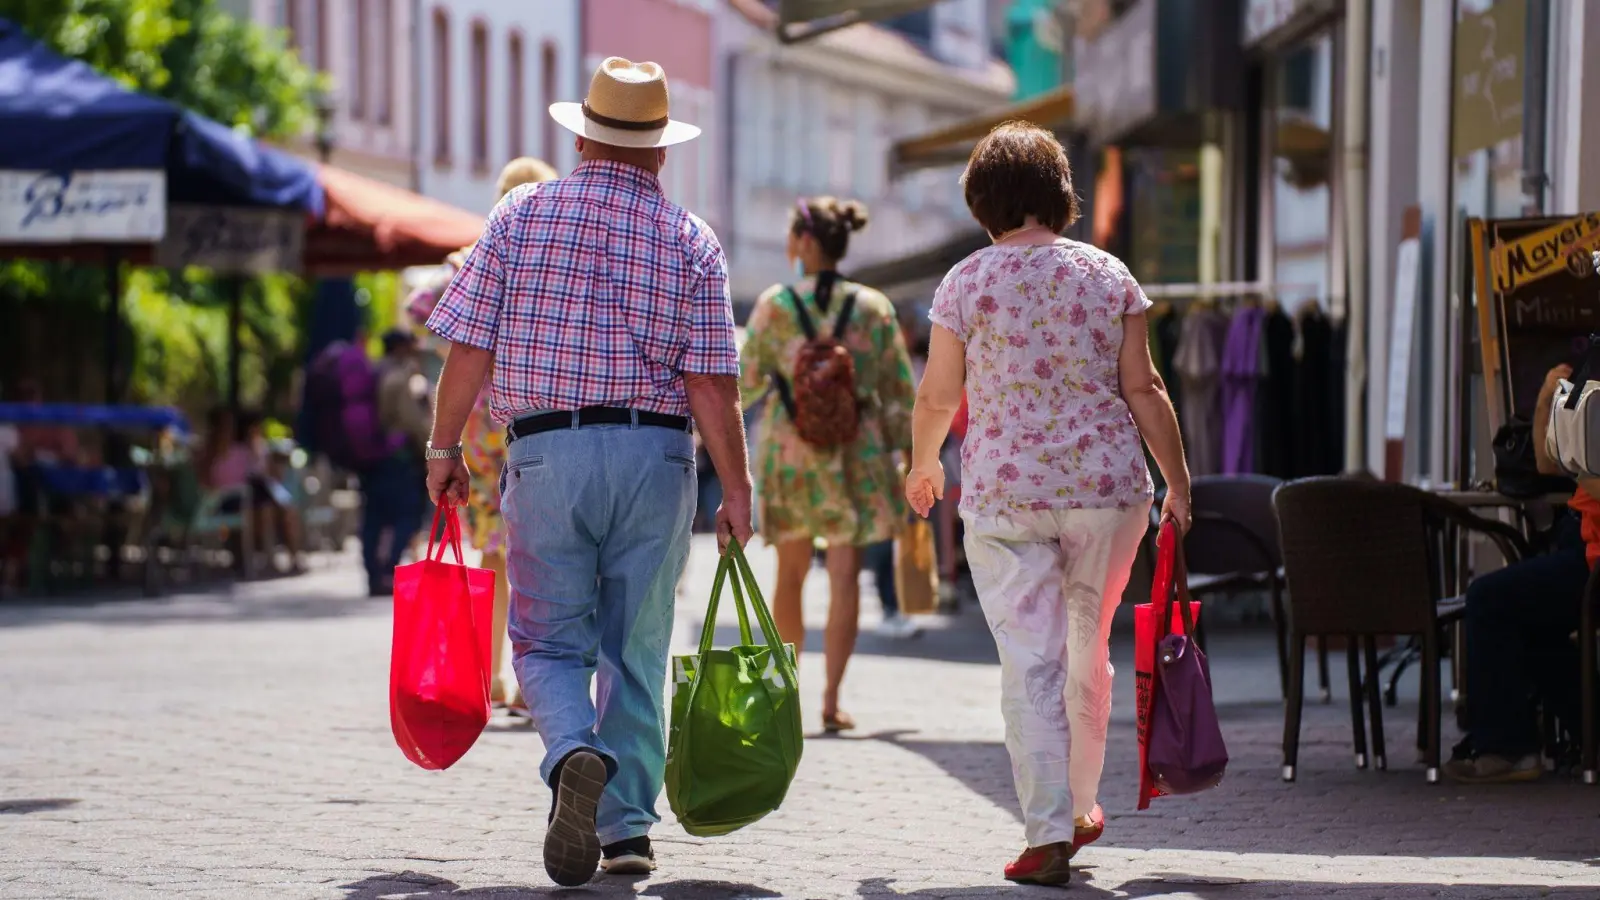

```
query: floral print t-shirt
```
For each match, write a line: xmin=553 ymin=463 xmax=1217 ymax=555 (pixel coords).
xmin=929 ymin=240 xmax=1154 ymax=516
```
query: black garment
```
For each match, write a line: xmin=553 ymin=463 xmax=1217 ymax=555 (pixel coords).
xmin=1257 ymin=308 xmax=1297 ymax=478
xmin=1155 ymin=309 xmax=1183 ymax=419
xmin=1464 ymin=514 xmax=1588 ymax=756
xmin=1292 ymin=310 xmax=1341 ymax=477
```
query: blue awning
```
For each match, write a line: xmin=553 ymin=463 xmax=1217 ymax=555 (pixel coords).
xmin=0 ymin=19 xmax=174 ymax=170
xmin=0 ymin=18 xmax=322 ymax=215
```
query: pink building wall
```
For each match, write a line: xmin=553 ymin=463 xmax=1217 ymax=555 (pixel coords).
xmin=583 ymin=0 xmax=714 ymax=88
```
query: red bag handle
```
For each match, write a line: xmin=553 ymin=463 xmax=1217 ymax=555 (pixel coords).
xmin=426 ymin=504 xmax=467 ymax=565
xmin=1157 ymin=517 xmax=1196 ymax=639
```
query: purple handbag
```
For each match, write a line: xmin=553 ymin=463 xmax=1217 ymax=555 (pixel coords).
xmin=1147 ymin=540 xmax=1229 ymax=794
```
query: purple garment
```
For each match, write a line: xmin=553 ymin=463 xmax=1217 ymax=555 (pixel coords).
xmin=1219 ymin=307 xmax=1265 ymax=476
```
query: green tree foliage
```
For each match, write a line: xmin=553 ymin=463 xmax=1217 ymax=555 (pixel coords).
xmin=0 ymin=0 xmax=321 ymax=417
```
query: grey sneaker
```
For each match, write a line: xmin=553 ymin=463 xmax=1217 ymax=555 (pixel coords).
xmin=544 ymin=751 xmax=607 ymax=886
xmin=1442 ymin=753 xmax=1541 ymax=784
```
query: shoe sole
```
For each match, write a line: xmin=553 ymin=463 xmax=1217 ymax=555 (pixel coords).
xmin=1006 ymin=866 xmax=1072 ymax=887
xmin=601 ymin=854 xmax=657 ymax=876
xmin=544 ymin=752 xmax=606 ymax=887
xmin=1444 ymin=766 xmax=1541 ymax=784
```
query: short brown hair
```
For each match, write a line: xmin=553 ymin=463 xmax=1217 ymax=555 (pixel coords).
xmin=791 ymin=196 xmax=870 ymax=261
xmin=961 ymin=121 xmax=1079 ymax=236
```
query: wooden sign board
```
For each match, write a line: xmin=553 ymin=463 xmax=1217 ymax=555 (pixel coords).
xmin=1472 ymin=213 xmax=1600 ymax=429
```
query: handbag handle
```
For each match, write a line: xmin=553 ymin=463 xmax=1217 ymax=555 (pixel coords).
xmin=1157 ymin=518 xmax=1197 ymax=640
xmin=425 ymin=504 xmax=467 ymax=566
xmin=694 ymin=539 xmax=796 ymax=679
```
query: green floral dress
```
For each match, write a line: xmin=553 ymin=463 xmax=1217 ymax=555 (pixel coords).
xmin=740 ymin=276 xmax=916 ymax=547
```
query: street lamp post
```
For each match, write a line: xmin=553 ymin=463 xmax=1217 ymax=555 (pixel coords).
xmin=313 ymin=86 xmax=337 ymax=163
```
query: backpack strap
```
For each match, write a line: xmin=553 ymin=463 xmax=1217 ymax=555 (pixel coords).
xmin=785 ymin=286 xmax=818 ymax=341
xmin=831 ymin=290 xmax=858 ymax=341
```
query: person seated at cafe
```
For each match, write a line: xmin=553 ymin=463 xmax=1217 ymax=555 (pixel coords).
xmin=201 ymin=408 xmax=305 ymax=573
xmin=1445 ymin=363 xmax=1592 ymax=783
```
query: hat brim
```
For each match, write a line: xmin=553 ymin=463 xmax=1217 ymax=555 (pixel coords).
xmin=549 ymin=102 xmax=701 ymax=149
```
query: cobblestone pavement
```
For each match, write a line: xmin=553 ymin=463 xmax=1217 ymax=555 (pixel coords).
xmin=2 ymin=537 xmax=1599 ymax=899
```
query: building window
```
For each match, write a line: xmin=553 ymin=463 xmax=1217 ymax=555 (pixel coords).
xmin=351 ymin=0 xmax=368 ymax=120
xmin=470 ymin=21 xmax=490 ymax=172
xmin=508 ymin=33 xmax=525 ymax=160
xmin=541 ymin=43 xmax=559 ymax=164
xmin=283 ymin=0 xmax=297 ymax=35
xmin=432 ymin=8 xmax=450 ymax=165
xmin=312 ymin=0 xmax=327 ymax=70
xmin=376 ymin=0 xmax=393 ymax=126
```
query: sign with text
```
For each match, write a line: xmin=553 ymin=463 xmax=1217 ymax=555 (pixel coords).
xmin=156 ymin=204 xmax=304 ymax=274
xmin=0 ymin=170 xmax=165 ymax=243
xmin=1489 ymin=211 xmax=1600 ymax=294
xmin=1488 ymin=215 xmax=1600 ymax=421
xmin=1452 ymin=0 xmax=1525 ymax=157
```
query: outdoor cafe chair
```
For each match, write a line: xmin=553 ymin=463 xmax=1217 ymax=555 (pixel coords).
xmin=1273 ymin=476 xmax=1529 ymax=783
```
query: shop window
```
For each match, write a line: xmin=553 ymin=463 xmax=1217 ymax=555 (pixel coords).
xmin=509 ymin=33 xmax=525 ymax=160
xmin=432 ymin=9 xmax=450 ymax=166
xmin=1280 ymin=47 xmax=1316 ymax=117
xmin=470 ymin=21 xmax=489 ymax=173
xmin=312 ymin=0 xmax=327 ymax=71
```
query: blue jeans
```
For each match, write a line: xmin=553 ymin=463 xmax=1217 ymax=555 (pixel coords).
xmin=1464 ymin=515 xmax=1587 ymax=757
xmin=500 ymin=419 xmax=696 ymax=845
xmin=359 ymin=454 xmax=426 ymax=589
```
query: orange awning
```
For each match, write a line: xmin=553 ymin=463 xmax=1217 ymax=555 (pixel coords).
xmin=892 ymin=85 xmax=1076 ymax=174
xmin=306 ymin=164 xmax=485 ymax=275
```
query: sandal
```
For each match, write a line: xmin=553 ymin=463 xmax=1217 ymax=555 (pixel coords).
xmin=822 ymin=711 xmax=856 ymax=733
xmin=1073 ymin=804 xmax=1105 ymax=850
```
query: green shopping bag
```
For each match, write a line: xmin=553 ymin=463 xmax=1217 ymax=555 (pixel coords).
xmin=665 ymin=540 xmax=803 ymax=837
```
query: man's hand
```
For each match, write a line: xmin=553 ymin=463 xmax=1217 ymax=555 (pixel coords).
xmin=426 ymin=457 xmax=471 ymax=507
xmin=716 ymin=486 xmax=754 ymax=551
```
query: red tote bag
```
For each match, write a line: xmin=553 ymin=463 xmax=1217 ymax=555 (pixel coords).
xmin=1134 ymin=519 xmax=1200 ymax=809
xmin=389 ymin=505 xmax=496 ymax=770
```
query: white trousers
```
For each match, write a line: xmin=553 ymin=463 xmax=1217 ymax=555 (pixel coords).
xmin=963 ymin=503 xmax=1150 ymax=848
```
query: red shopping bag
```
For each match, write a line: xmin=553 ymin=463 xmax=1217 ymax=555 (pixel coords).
xmin=1134 ymin=519 xmax=1200 ymax=809
xmin=389 ymin=505 xmax=496 ymax=770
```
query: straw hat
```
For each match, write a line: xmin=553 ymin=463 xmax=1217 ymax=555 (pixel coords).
xmin=549 ymin=57 xmax=701 ymax=149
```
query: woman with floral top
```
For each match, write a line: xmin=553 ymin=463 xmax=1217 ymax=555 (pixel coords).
xmin=740 ymin=196 xmax=916 ymax=733
xmin=905 ymin=122 xmax=1191 ymax=887
xmin=406 ymin=156 xmax=559 ymax=716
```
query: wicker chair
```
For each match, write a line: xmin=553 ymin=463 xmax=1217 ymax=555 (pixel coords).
xmin=1273 ymin=477 xmax=1529 ymax=783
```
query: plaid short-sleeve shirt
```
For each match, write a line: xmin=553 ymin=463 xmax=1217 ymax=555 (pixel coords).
xmin=426 ymin=160 xmax=739 ymax=423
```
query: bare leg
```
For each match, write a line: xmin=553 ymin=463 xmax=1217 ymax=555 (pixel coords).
xmin=772 ymin=540 xmax=812 ymax=656
xmin=483 ymin=549 xmax=511 ymax=705
xmin=822 ymin=544 xmax=863 ymax=723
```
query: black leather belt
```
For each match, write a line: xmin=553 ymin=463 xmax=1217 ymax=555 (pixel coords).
xmin=507 ymin=407 xmax=691 ymax=441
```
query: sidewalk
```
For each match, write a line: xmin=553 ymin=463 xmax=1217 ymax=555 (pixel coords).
xmin=0 ymin=539 xmax=1597 ymax=899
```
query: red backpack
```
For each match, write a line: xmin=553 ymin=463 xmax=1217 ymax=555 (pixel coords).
xmin=770 ymin=284 xmax=860 ymax=451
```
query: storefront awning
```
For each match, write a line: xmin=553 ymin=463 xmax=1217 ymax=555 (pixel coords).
xmin=848 ymin=230 xmax=990 ymax=292
xmin=305 ymin=164 xmax=484 ymax=276
xmin=891 ymin=85 xmax=1076 ymax=174
xmin=776 ymin=0 xmax=941 ymax=44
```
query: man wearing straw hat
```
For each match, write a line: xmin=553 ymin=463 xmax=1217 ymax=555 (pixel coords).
xmin=423 ymin=58 xmax=752 ymax=886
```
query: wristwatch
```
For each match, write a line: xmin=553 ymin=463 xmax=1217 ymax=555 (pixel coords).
xmin=424 ymin=441 xmax=464 ymax=461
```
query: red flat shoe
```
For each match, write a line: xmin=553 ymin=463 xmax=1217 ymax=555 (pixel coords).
xmin=1073 ymin=804 xmax=1105 ymax=850
xmin=1003 ymin=842 xmax=1073 ymax=886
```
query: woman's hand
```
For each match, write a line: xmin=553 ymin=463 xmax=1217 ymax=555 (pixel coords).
xmin=905 ymin=462 xmax=945 ymax=518
xmin=1160 ymin=489 xmax=1192 ymax=536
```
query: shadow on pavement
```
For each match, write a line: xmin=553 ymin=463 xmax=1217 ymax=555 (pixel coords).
xmin=877 ymin=720 xmax=1600 ymax=865
xmin=0 ymin=797 xmax=79 ymax=814
xmin=705 ymin=619 xmax=1000 ymax=665
xmin=340 ymin=872 xmax=781 ymax=899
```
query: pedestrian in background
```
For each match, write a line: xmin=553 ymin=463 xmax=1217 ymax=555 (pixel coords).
xmin=906 ymin=122 xmax=1191 ymax=887
xmin=423 ymin=58 xmax=752 ymax=886
xmin=739 ymin=195 xmax=917 ymax=732
xmin=406 ymin=156 xmax=560 ymax=718
xmin=361 ymin=330 xmax=430 ymax=595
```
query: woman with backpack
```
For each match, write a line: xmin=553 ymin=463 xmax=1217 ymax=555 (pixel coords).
xmin=739 ymin=196 xmax=916 ymax=733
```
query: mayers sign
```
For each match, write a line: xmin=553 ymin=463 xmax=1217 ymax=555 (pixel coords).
xmin=156 ymin=204 xmax=304 ymax=274
xmin=0 ymin=170 xmax=165 ymax=243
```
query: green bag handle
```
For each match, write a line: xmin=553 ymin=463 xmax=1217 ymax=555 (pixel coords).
xmin=694 ymin=539 xmax=795 ymax=677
